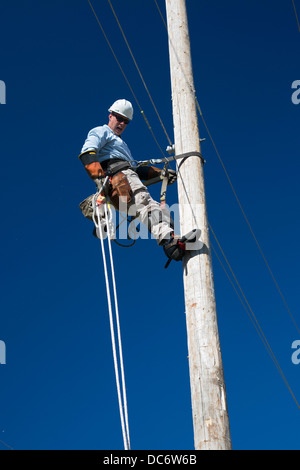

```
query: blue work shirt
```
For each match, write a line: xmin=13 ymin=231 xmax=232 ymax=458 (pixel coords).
xmin=81 ymin=124 xmax=133 ymax=163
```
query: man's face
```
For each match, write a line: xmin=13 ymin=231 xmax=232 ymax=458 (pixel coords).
xmin=108 ymin=112 xmax=129 ymax=136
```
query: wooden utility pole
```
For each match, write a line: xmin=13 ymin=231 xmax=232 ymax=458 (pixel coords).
xmin=165 ymin=0 xmax=232 ymax=450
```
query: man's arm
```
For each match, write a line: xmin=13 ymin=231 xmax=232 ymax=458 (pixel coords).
xmin=79 ymin=127 xmax=109 ymax=180
xmin=78 ymin=150 xmax=105 ymax=180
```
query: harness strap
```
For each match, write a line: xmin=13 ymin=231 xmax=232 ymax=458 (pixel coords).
xmin=160 ymin=172 xmax=169 ymax=207
xmin=137 ymin=150 xmax=205 ymax=168
xmin=102 ymin=160 xmax=132 ymax=176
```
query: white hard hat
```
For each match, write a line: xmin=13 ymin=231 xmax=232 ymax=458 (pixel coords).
xmin=108 ymin=99 xmax=134 ymax=121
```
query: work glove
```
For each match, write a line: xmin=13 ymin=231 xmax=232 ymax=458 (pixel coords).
xmin=85 ymin=161 xmax=105 ymax=180
xmin=78 ymin=150 xmax=105 ymax=180
xmin=148 ymin=166 xmax=177 ymax=185
xmin=165 ymin=168 xmax=177 ymax=185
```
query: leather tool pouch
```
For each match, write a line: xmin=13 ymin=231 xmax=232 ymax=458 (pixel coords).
xmin=109 ymin=172 xmax=133 ymax=209
xmin=79 ymin=194 xmax=94 ymax=221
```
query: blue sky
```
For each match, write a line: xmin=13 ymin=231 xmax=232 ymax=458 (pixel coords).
xmin=0 ymin=0 xmax=299 ymax=450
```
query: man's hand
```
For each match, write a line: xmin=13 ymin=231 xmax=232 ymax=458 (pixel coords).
xmin=148 ymin=166 xmax=177 ymax=185
xmin=79 ymin=150 xmax=105 ymax=180
xmin=85 ymin=162 xmax=105 ymax=179
xmin=165 ymin=169 xmax=177 ymax=185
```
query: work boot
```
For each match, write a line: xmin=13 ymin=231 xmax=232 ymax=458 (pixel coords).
xmin=163 ymin=229 xmax=201 ymax=268
xmin=163 ymin=235 xmax=186 ymax=262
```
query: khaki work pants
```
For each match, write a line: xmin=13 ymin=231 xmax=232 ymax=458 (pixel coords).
xmin=121 ymin=169 xmax=174 ymax=245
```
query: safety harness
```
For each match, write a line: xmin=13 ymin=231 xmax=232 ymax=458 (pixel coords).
xmin=79 ymin=150 xmax=205 ymax=207
xmin=137 ymin=151 xmax=205 ymax=206
xmin=79 ymin=150 xmax=205 ymax=260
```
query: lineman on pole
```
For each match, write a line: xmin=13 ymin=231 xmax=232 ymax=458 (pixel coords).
xmin=78 ymin=99 xmax=199 ymax=264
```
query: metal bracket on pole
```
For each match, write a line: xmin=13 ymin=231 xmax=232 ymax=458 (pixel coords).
xmin=166 ymin=144 xmax=175 ymax=155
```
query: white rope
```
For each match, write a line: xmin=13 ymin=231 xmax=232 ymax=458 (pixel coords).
xmin=93 ymin=198 xmax=131 ymax=450
xmin=104 ymin=203 xmax=131 ymax=449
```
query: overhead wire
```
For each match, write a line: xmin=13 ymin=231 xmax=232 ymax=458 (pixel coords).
xmin=196 ymin=101 xmax=300 ymax=337
xmin=86 ymin=0 xmax=300 ymax=409
xmin=292 ymin=0 xmax=300 ymax=32
xmin=88 ymin=0 xmax=299 ymax=337
xmin=209 ymin=224 xmax=300 ymax=410
xmin=0 ymin=438 xmax=14 ymax=450
xmin=87 ymin=0 xmax=166 ymax=157
xmin=152 ymin=0 xmax=300 ymax=407
xmin=153 ymin=0 xmax=300 ymax=337
xmin=107 ymin=0 xmax=173 ymax=148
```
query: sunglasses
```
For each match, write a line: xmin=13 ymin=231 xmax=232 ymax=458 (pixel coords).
xmin=112 ymin=112 xmax=130 ymax=125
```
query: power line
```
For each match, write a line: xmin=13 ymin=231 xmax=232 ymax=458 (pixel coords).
xmin=153 ymin=0 xmax=300 ymax=337
xmin=86 ymin=0 xmax=166 ymax=157
xmin=153 ymin=0 xmax=300 ymax=409
xmin=87 ymin=0 xmax=300 ymax=410
xmin=107 ymin=0 xmax=173 ymax=147
xmin=209 ymin=224 xmax=300 ymax=410
xmin=0 ymin=438 xmax=14 ymax=450
xmin=197 ymin=103 xmax=300 ymax=337
xmin=292 ymin=0 xmax=300 ymax=32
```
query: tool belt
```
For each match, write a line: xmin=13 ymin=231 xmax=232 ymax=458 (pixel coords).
xmin=79 ymin=159 xmax=133 ymax=219
xmin=102 ymin=160 xmax=133 ymax=209
xmin=101 ymin=158 xmax=132 ymax=176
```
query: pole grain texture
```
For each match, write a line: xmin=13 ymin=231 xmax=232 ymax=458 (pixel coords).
xmin=165 ymin=0 xmax=232 ymax=450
